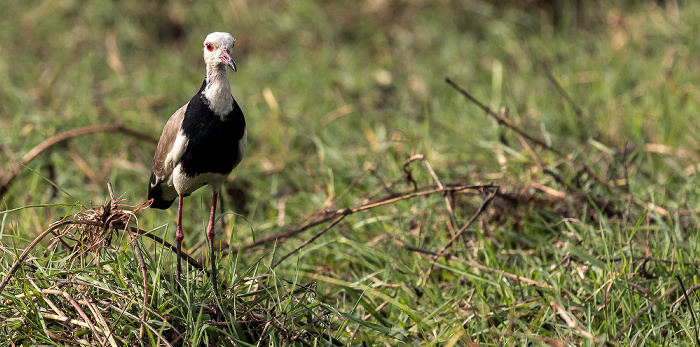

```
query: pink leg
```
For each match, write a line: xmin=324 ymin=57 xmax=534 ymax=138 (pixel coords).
xmin=207 ymin=190 xmax=220 ymax=300
xmin=176 ymin=194 xmax=184 ymax=286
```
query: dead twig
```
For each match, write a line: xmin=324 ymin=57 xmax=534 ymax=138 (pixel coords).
xmin=0 ymin=124 xmax=157 ymax=200
xmin=417 ymin=188 xmax=497 ymax=287
xmin=675 ymin=276 xmax=700 ymax=345
xmin=541 ymin=63 xmax=609 ymax=144
xmin=272 ymin=215 xmax=346 ymax=269
xmin=445 ymin=77 xmax=563 ymax=157
xmin=613 ymin=284 xmax=680 ymax=342
xmin=671 ymin=282 xmax=700 ymax=309
xmin=0 ymin=219 xmax=101 ymax=294
xmin=438 ymin=188 xmax=497 ymax=255
xmin=403 ymin=154 xmax=461 ymax=245
xmin=227 ymin=183 xmax=496 ymax=258
xmin=123 ymin=223 xmax=205 ymax=272
xmin=0 ymin=201 xmax=205 ymax=296
xmin=445 ymin=77 xmax=669 ymax=218
xmin=62 ymin=291 xmax=105 ymax=346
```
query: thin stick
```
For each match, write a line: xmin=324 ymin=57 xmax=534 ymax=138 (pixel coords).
xmin=227 ymin=183 xmax=495 ymax=257
xmin=112 ymin=222 xmax=205 ymax=272
xmin=0 ymin=219 xmax=204 ymax=296
xmin=272 ymin=215 xmax=346 ymax=269
xmin=0 ymin=124 xmax=157 ymax=199
xmin=445 ymin=77 xmax=564 ymax=157
xmin=0 ymin=219 xmax=100 ymax=294
xmin=404 ymin=154 xmax=460 ymax=242
xmin=331 ymin=169 xmax=369 ymax=207
xmin=83 ymin=292 xmax=119 ymax=347
xmin=438 ymin=189 xmax=497 ymax=255
xmin=541 ymin=65 xmax=600 ymax=135
xmin=445 ymin=77 xmax=670 ymax=218
xmin=420 ymin=189 xmax=497 ymax=287
xmin=671 ymin=282 xmax=700 ymax=308
xmin=62 ymin=291 xmax=105 ymax=346
xmin=503 ymin=107 xmax=549 ymax=175
xmin=613 ymin=284 xmax=680 ymax=341
xmin=676 ymin=275 xmax=700 ymax=345
xmin=541 ymin=63 xmax=617 ymax=149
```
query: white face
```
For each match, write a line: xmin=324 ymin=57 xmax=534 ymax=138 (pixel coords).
xmin=203 ymin=32 xmax=237 ymax=71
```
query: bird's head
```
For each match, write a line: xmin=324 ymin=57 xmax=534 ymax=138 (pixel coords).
xmin=203 ymin=32 xmax=237 ymax=72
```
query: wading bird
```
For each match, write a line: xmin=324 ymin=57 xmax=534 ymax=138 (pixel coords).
xmin=148 ymin=32 xmax=247 ymax=301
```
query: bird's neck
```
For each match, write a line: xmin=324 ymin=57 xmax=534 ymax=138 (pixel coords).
xmin=202 ymin=64 xmax=233 ymax=117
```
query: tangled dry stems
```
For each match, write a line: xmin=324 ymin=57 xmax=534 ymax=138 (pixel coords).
xmin=0 ymin=192 xmax=334 ymax=345
xmin=0 ymin=162 xmax=503 ymax=344
xmin=57 ymin=195 xmax=149 ymax=258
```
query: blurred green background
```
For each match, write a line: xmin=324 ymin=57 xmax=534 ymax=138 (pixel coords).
xmin=3 ymin=0 xmax=699 ymax=215
xmin=3 ymin=0 xmax=700 ymax=343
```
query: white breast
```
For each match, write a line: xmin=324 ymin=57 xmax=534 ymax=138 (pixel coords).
xmin=172 ymin=165 xmax=230 ymax=195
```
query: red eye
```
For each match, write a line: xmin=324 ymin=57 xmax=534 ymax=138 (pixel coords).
xmin=205 ymin=43 xmax=213 ymax=51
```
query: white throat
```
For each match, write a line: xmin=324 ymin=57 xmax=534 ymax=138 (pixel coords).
xmin=202 ymin=64 xmax=233 ymax=118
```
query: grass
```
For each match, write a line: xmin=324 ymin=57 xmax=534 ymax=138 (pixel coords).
xmin=2 ymin=0 xmax=700 ymax=345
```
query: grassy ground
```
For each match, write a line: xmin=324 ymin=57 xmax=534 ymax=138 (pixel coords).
xmin=2 ymin=0 xmax=700 ymax=345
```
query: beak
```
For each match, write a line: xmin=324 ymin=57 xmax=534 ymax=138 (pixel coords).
xmin=220 ymin=50 xmax=237 ymax=72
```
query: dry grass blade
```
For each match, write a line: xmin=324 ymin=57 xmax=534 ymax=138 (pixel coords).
xmin=62 ymin=291 xmax=105 ymax=345
xmin=0 ymin=191 xmax=188 ymax=344
xmin=83 ymin=292 xmax=120 ymax=347
xmin=0 ymin=219 xmax=101 ymax=294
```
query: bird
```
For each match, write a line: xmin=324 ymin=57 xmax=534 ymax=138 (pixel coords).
xmin=147 ymin=32 xmax=247 ymax=302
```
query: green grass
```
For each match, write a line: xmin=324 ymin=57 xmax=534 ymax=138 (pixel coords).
xmin=2 ymin=0 xmax=700 ymax=345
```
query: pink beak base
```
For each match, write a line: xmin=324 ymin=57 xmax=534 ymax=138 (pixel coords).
xmin=220 ymin=51 xmax=237 ymax=72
